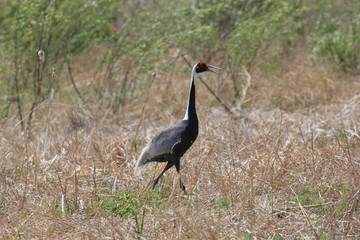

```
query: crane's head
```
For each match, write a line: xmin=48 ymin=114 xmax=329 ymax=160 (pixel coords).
xmin=194 ymin=62 xmax=221 ymax=74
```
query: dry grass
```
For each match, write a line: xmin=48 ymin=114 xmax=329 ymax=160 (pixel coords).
xmin=0 ymin=51 xmax=360 ymax=239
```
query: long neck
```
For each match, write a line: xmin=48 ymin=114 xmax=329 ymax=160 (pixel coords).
xmin=183 ymin=72 xmax=198 ymax=121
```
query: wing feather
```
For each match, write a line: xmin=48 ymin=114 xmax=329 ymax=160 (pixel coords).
xmin=134 ymin=121 xmax=186 ymax=175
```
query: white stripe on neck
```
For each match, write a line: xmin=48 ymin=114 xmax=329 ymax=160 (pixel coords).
xmin=183 ymin=109 xmax=189 ymax=120
xmin=183 ymin=69 xmax=198 ymax=120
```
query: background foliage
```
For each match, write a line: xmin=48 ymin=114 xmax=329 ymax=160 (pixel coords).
xmin=0 ymin=0 xmax=359 ymax=127
xmin=0 ymin=1 xmax=359 ymax=239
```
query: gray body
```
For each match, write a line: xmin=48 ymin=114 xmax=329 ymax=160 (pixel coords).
xmin=134 ymin=119 xmax=198 ymax=176
xmin=134 ymin=62 xmax=219 ymax=190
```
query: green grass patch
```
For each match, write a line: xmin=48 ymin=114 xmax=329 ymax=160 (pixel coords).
xmin=292 ymin=186 xmax=325 ymax=207
xmin=96 ymin=189 xmax=168 ymax=235
xmin=97 ymin=188 xmax=168 ymax=218
xmin=215 ymin=197 xmax=231 ymax=209
xmin=97 ymin=190 xmax=139 ymax=218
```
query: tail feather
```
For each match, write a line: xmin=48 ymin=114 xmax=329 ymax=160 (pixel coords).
xmin=134 ymin=145 xmax=150 ymax=176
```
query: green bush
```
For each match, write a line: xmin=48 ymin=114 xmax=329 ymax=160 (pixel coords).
xmin=309 ymin=0 xmax=360 ymax=73
xmin=0 ymin=0 xmax=358 ymax=125
xmin=0 ymin=0 xmax=118 ymax=127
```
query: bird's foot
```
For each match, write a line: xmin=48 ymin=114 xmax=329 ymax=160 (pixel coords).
xmin=180 ymin=183 xmax=187 ymax=194
xmin=179 ymin=176 xmax=186 ymax=193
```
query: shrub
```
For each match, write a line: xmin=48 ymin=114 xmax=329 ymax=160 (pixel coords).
xmin=309 ymin=0 xmax=360 ymax=73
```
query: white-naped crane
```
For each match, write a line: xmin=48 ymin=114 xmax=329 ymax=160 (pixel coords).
xmin=134 ymin=62 xmax=220 ymax=191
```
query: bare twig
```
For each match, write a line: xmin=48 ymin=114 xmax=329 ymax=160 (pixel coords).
xmin=237 ymin=66 xmax=252 ymax=108
xmin=27 ymin=50 xmax=46 ymax=132
xmin=65 ymin=56 xmax=86 ymax=105
xmin=274 ymin=201 xmax=334 ymax=214
xmin=132 ymin=72 xmax=156 ymax=151
xmin=332 ymin=131 xmax=359 ymax=178
xmin=291 ymin=188 xmax=320 ymax=240
xmin=350 ymin=190 xmax=360 ymax=213
xmin=12 ymin=10 xmax=24 ymax=130
xmin=61 ymin=193 xmax=66 ymax=216
xmin=181 ymin=55 xmax=232 ymax=114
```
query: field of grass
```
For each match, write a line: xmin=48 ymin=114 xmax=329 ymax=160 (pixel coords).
xmin=0 ymin=45 xmax=359 ymax=240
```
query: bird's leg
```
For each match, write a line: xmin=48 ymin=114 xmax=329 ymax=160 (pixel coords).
xmin=179 ymin=176 xmax=185 ymax=192
xmin=151 ymin=161 xmax=174 ymax=189
xmin=144 ymin=162 xmax=166 ymax=191
xmin=173 ymin=159 xmax=186 ymax=192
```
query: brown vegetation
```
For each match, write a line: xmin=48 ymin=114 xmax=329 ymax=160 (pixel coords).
xmin=0 ymin=48 xmax=359 ymax=239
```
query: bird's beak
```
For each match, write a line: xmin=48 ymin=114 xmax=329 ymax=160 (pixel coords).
xmin=207 ymin=64 xmax=221 ymax=74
